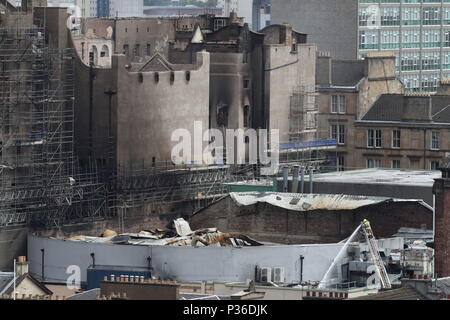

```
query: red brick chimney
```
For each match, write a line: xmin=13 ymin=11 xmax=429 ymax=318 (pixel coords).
xmin=432 ymin=159 xmax=450 ymax=277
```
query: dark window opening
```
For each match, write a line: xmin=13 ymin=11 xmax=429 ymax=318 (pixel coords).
xmin=292 ymin=43 xmax=297 ymax=52
xmin=123 ymin=44 xmax=129 ymax=55
xmin=185 ymin=71 xmax=191 ymax=82
xmin=244 ymin=105 xmax=250 ymax=128
xmin=170 ymin=72 xmax=175 ymax=84
xmin=154 ymin=72 xmax=159 ymax=83
xmin=243 ymin=52 xmax=248 ymax=63
xmin=134 ymin=44 xmax=140 ymax=57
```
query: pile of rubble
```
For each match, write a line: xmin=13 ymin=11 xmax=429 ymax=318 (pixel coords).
xmin=65 ymin=218 xmax=263 ymax=248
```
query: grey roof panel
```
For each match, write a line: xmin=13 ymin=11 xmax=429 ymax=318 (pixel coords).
xmin=362 ymin=94 xmax=404 ymax=122
xmin=331 ymin=60 xmax=365 ymax=87
xmin=362 ymin=94 xmax=450 ymax=122
xmin=0 ymin=272 xmax=14 ymax=295
xmin=67 ymin=288 xmax=101 ymax=300
xmin=351 ymin=287 xmax=426 ymax=300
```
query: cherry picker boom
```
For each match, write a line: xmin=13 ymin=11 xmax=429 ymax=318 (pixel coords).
xmin=361 ymin=219 xmax=392 ymax=289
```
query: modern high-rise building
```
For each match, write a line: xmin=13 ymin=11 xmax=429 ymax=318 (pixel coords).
xmin=47 ymin=0 xmax=78 ymax=14
xmin=109 ymin=0 xmax=143 ymax=17
xmin=96 ymin=0 xmax=108 ymax=17
xmin=272 ymin=0 xmax=450 ymax=92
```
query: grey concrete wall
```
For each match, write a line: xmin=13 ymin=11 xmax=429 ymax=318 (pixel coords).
xmin=27 ymin=234 xmax=344 ymax=284
xmin=271 ymin=0 xmax=359 ymax=60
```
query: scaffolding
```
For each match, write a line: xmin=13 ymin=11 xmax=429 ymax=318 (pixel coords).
xmin=0 ymin=26 xmax=110 ymax=228
xmin=285 ymin=85 xmax=337 ymax=171
xmin=289 ymin=85 xmax=319 ymax=143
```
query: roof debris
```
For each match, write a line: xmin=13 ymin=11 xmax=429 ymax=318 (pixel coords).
xmin=229 ymin=192 xmax=432 ymax=212
xmin=64 ymin=218 xmax=263 ymax=248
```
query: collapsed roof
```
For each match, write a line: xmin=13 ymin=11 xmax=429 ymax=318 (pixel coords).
xmin=229 ymin=192 xmax=432 ymax=212
xmin=64 ymin=218 xmax=263 ymax=248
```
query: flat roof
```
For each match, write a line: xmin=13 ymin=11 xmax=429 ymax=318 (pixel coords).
xmin=311 ymin=169 xmax=440 ymax=187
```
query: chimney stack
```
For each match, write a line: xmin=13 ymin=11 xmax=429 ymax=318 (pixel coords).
xmin=16 ymin=256 xmax=29 ymax=276
xmin=432 ymin=158 xmax=450 ymax=277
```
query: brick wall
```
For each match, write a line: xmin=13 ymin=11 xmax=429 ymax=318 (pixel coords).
xmin=433 ymin=178 xmax=450 ymax=277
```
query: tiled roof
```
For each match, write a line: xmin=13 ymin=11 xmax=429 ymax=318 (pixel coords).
xmin=362 ymin=94 xmax=404 ymax=121
xmin=352 ymin=287 xmax=426 ymax=300
xmin=362 ymin=94 xmax=450 ymax=123
xmin=331 ymin=60 xmax=365 ymax=87
xmin=0 ymin=272 xmax=14 ymax=295
xmin=437 ymin=277 xmax=450 ymax=296
xmin=180 ymin=293 xmax=231 ymax=300
xmin=68 ymin=288 xmax=101 ymax=300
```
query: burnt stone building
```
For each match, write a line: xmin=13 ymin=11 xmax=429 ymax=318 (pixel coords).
xmin=170 ymin=20 xmax=265 ymax=134
xmin=190 ymin=192 xmax=433 ymax=245
xmin=171 ymin=21 xmax=316 ymax=147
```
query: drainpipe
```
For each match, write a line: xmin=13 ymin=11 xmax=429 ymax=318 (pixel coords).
xmin=309 ymin=168 xmax=314 ymax=194
xmin=89 ymin=60 xmax=94 ymax=159
xmin=41 ymin=248 xmax=45 ymax=281
xmin=90 ymin=252 xmax=95 ymax=268
xmin=300 ymin=255 xmax=304 ymax=284
xmin=282 ymin=166 xmax=289 ymax=193
xmin=291 ymin=165 xmax=300 ymax=193
xmin=147 ymin=256 xmax=153 ymax=278
xmin=423 ymin=128 xmax=427 ymax=170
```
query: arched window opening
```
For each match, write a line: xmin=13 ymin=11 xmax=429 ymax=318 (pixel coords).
xmin=100 ymin=45 xmax=110 ymax=58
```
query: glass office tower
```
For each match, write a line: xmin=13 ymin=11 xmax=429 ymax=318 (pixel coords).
xmin=359 ymin=0 xmax=450 ymax=91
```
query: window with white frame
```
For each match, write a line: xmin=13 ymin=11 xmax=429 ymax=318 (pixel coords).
xmin=331 ymin=95 xmax=346 ymax=114
xmin=368 ymin=129 xmax=382 ymax=148
xmin=391 ymin=159 xmax=401 ymax=169
xmin=431 ymin=161 xmax=440 ymax=170
xmin=330 ymin=124 xmax=345 ymax=145
xmin=367 ymin=159 xmax=382 ymax=169
xmin=392 ymin=130 xmax=401 ymax=149
xmin=431 ymin=131 xmax=440 ymax=150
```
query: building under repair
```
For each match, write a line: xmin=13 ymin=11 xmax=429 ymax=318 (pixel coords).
xmin=0 ymin=2 xmax=111 ymax=269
